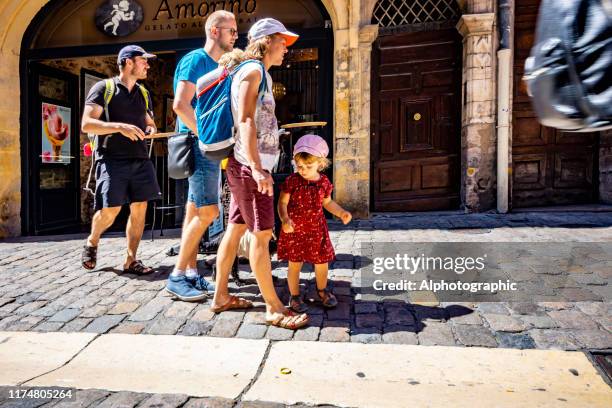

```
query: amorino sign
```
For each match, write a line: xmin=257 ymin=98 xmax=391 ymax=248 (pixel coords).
xmin=147 ymin=0 xmax=258 ymax=33
xmin=32 ymin=0 xmax=326 ymax=49
xmin=153 ymin=0 xmax=257 ymax=20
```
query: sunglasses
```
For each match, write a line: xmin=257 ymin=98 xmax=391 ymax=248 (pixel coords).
xmin=216 ymin=27 xmax=238 ymax=36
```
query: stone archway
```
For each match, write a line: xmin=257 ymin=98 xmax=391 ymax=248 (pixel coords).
xmin=0 ymin=0 xmax=352 ymax=237
xmin=0 ymin=0 xmax=49 ymax=237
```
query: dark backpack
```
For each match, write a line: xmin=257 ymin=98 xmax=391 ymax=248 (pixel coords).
xmin=524 ymin=0 xmax=612 ymax=131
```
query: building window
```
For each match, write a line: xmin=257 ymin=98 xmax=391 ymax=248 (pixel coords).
xmin=372 ymin=0 xmax=460 ymax=28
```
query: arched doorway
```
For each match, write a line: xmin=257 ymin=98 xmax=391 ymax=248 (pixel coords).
xmin=19 ymin=0 xmax=334 ymax=235
xmin=370 ymin=0 xmax=463 ymax=211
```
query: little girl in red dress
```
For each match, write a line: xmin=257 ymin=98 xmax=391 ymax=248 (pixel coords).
xmin=277 ymin=134 xmax=352 ymax=313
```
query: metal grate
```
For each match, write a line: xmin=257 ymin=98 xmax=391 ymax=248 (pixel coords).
xmin=372 ymin=0 xmax=460 ymax=27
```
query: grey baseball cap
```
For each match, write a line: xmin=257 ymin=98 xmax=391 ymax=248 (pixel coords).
xmin=248 ymin=18 xmax=299 ymax=46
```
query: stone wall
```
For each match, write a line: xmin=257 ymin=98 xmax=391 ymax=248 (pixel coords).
xmin=330 ymin=2 xmax=379 ymax=219
xmin=456 ymin=1 xmax=497 ymax=212
xmin=325 ymin=1 xmax=369 ymax=217
xmin=0 ymin=0 xmax=50 ymax=237
xmin=332 ymin=25 xmax=375 ymax=219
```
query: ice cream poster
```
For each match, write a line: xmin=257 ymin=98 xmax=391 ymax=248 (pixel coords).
xmin=41 ymin=103 xmax=71 ymax=164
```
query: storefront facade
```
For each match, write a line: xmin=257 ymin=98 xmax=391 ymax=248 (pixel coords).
xmin=1 ymin=0 xmax=610 ymax=237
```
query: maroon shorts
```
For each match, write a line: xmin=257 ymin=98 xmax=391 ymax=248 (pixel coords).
xmin=226 ymin=156 xmax=275 ymax=232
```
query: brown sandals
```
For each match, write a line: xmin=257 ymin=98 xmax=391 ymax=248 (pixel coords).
xmin=81 ymin=245 xmax=97 ymax=270
xmin=317 ymin=287 xmax=338 ymax=308
xmin=123 ymin=260 xmax=154 ymax=275
xmin=266 ymin=310 xmax=310 ymax=330
xmin=288 ymin=295 xmax=309 ymax=313
xmin=210 ymin=295 xmax=253 ymax=313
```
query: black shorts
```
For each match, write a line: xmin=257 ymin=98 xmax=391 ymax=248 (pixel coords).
xmin=94 ymin=159 xmax=161 ymax=210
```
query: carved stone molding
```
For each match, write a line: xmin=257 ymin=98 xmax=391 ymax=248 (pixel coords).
xmin=359 ymin=24 xmax=379 ymax=44
xmin=456 ymin=12 xmax=495 ymax=37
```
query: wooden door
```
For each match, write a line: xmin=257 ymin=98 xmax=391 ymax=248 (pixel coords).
xmin=371 ymin=28 xmax=462 ymax=212
xmin=512 ymin=0 xmax=598 ymax=208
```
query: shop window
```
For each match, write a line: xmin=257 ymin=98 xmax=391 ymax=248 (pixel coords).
xmin=372 ymin=0 xmax=460 ymax=27
xmin=270 ymin=48 xmax=320 ymax=124
xmin=40 ymin=166 xmax=72 ymax=190
xmin=39 ymin=75 xmax=69 ymax=101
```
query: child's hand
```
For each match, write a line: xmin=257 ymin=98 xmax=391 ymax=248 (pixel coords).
xmin=340 ymin=211 xmax=352 ymax=225
xmin=282 ymin=218 xmax=295 ymax=233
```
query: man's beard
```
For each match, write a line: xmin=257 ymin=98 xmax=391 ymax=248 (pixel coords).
xmin=127 ymin=67 xmax=147 ymax=80
xmin=134 ymin=70 xmax=147 ymax=80
xmin=220 ymin=41 xmax=234 ymax=53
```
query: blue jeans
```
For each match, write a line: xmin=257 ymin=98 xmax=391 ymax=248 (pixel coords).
xmin=187 ymin=147 xmax=221 ymax=208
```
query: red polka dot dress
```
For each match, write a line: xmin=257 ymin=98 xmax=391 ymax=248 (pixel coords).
xmin=277 ymin=173 xmax=335 ymax=264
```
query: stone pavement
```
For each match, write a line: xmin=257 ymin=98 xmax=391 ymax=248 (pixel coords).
xmin=0 ymin=211 xmax=610 ymax=353
xmin=0 ymin=389 xmax=241 ymax=408
xmin=1 ymin=331 xmax=610 ymax=408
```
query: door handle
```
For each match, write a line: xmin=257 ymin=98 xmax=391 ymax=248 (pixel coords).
xmin=413 ymin=113 xmax=422 ymax=121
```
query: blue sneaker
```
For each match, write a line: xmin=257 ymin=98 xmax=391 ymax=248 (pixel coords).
xmin=166 ymin=275 xmax=207 ymax=302
xmin=186 ymin=274 xmax=216 ymax=293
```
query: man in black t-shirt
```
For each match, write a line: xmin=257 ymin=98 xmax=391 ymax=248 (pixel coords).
xmin=81 ymin=45 xmax=161 ymax=275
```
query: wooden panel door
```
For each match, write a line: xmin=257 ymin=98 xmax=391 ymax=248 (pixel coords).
xmin=371 ymin=28 xmax=462 ymax=212
xmin=512 ymin=0 xmax=598 ymax=208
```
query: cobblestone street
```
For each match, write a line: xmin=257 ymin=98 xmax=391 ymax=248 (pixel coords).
xmin=1 ymin=212 xmax=611 ymax=352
